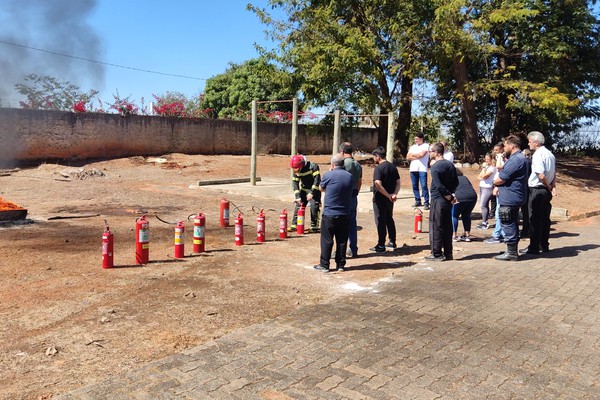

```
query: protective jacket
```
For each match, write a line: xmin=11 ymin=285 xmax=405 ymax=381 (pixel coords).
xmin=292 ymin=161 xmax=321 ymax=200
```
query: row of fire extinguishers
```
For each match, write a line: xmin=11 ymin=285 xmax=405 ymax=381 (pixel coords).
xmin=101 ymin=197 xmax=311 ymax=269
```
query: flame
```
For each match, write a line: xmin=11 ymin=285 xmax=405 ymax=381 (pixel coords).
xmin=0 ymin=198 xmax=25 ymax=211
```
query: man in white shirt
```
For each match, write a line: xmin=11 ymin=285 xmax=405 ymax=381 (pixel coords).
xmin=521 ymin=131 xmax=556 ymax=255
xmin=406 ymin=132 xmax=430 ymax=209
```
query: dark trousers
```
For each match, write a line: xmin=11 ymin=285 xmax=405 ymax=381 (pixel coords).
xmin=373 ymin=197 xmax=396 ymax=246
xmin=499 ymin=205 xmax=520 ymax=245
xmin=292 ymin=191 xmax=321 ymax=228
xmin=528 ymin=187 xmax=552 ymax=251
xmin=319 ymin=215 xmax=350 ymax=269
xmin=429 ymin=198 xmax=453 ymax=257
xmin=490 ymin=195 xmax=497 ymax=217
xmin=348 ymin=193 xmax=358 ymax=254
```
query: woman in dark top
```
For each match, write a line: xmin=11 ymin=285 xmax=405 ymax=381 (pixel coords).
xmin=452 ymin=170 xmax=478 ymax=241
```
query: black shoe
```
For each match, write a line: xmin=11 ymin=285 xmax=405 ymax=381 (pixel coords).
xmin=412 ymin=202 xmax=422 ymax=207
xmin=336 ymin=266 xmax=345 ymax=272
xmin=369 ymin=245 xmax=386 ymax=253
xmin=541 ymin=246 xmax=550 ymax=253
xmin=386 ymin=242 xmax=397 ymax=249
xmin=423 ymin=203 xmax=430 ymax=210
xmin=425 ymin=254 xmax=445 ymax=261
xmin=313 ymin=265 xmax=330 ymax=272
xmin=444 ymin=255 xmax=453 ymax=261
xmin=519 ymin=246 xmax=540 ymax=255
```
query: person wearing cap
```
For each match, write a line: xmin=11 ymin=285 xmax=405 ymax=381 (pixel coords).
xmin=289 ymin=154 xmax=321 ymax=232
xmin=339 ymin=142 xmax=362 ymax=257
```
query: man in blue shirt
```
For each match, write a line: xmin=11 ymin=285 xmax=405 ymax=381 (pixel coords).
xmin=493 ymin=135 xmax=529 ymax=261
xmin=314 ymin=154 xmax=354 ymax=272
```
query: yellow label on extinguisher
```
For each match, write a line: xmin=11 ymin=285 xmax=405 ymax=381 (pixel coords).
xmin=297 ymin=215 xmax=304 ymax=225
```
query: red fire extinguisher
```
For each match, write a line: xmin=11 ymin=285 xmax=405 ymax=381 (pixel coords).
xmin=102 ymin=221 xmax=114 ymax=269
xmin=174 ymin=221 xmax=185 ymax=258
xmin=257 ymin=209 xmax=265 ymax=243
xmin=220 ymin=198 xmax=230 ymax=227
xmin=234 ymin=213 xmax=244 ymax=246
xmin=135 ymin=215 xmax=149 ymax=265
xmin=297 ymin=205 xmax=305 ymax=235
xmin=192 ymin=212 xmax=206 ymax=253
xmin=279 ymin=209 xmax=288 ymax=239
xmin=414 ymin=208 xmax=423 ymax=233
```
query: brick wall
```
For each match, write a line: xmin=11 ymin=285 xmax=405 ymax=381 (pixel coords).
xmin=0 ymin=108 xmax=378 ymax=167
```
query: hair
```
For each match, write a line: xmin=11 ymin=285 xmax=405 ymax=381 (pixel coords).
xmin=527 ymin=131 xmax=545 ymax=145
xmin=339 ymin=141 xmax=353 ymax=154
xmin=504 ymin=134 xmax=522 ymax=149
xmin=522 ymin=148 xmax=532 ymax=158
xmin=415 ymin=132 xmax=425 ymax=139
xmin=430 ymin=142 xmax=444 ymax=155
xmin=485 ymin=152 xmax=493 ymax=160
xmin=494 ymin=142 xmax=504 ymax=150
xmin=372 ymin=146 xmax=386 ymax=158
xmin=331 ymin=154 xmax=344 ymax=167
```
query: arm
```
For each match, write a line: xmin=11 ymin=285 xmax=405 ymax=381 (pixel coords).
xmin=373 ymin=180 xmax=395 ymax=202
xmin=406 ymin=148 xmax=428 ymax=161
xmin=309 ymin=164 xmax=321 ymax=200
xmin=389 ymin=178 xmax=401 ymax=202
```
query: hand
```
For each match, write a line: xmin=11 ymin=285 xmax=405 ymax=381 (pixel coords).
xmin=551 ymin=187 xmax=557 ymax=197
xmin=307 ymin=194 xmax=313 ymax=201
xmin=390 ymin=193 xmax=397 ymax=202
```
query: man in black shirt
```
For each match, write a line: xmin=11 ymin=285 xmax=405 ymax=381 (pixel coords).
xmin=427 ymin=142 xmax=459 ymax=261
xmin=370 ymin=146 xmax=400 ymax=253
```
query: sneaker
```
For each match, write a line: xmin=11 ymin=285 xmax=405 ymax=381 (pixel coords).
xmin=452 ymin=236 xmax=460 ymax=242
xmin=287 ymin=225 xmax=297 ymax=232
xmin=386 ymin=242 xmax=397 ymax=249
xmin=484 ymin=237 xmax=503 ymax=244
xmin=425 ymin=254 xmax=445 ymax=261
xmin=476 ymin=222 xmax=489 ymax=230
xmin=336 ymin=266 xmax=345 ymax=272
xmin=460 ymin=235 xmax=472 ymax=242
xmin=423 ymin=203 xmax=430 ymax=210
xmin=369 ymin=245 xmax=386 ymax=253
xmin=412 ymin=202 xmax=423 ymax=207
xmin=313 ymin=265 xmax=330 ymax=272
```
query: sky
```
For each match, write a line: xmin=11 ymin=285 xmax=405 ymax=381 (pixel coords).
xmin=0 ymin=0 xmax=280 ymax=108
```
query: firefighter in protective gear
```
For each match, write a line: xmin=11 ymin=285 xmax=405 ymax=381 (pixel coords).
xmin=289 ymin=154 xmax=321 ymax=232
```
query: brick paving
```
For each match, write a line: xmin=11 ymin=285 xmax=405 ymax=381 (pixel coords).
xmin=56 ymin=215 xmax=600 ymax=399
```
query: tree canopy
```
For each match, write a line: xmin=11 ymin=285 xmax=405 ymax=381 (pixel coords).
xmin=251 ymin=0 xmax=600 ymax=160
xmin=202 ymin=57 xmax=300 ymax=120
xmin=15 ymin=73 xmax=98 ymax=111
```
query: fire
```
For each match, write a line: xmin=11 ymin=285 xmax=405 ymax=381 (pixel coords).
xmin=0 ymin=198 xmax=25 ymax=211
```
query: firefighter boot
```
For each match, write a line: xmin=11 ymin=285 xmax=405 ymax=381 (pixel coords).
xmin=494 ymin=243 xmax=519 ymax=261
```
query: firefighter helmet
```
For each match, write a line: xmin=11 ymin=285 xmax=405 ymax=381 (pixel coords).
xmin=290 ymin=155 xmax=305 ymax=169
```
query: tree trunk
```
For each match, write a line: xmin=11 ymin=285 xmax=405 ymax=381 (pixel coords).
xmin=452 ymin=56 xmax=480 ymax=162
xmin=396 ymin=76 xmax=413 ymax=155
xmin=492 ymin=91 xmax=511 ymax=145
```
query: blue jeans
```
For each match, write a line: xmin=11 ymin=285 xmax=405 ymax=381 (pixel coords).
xmin=452 ymin=200 xmax=476 ymax=234
xmin=410 ymin=171 xmax=429 ymax=205
xmin=492 ymin=200 xmax=505 ymax=239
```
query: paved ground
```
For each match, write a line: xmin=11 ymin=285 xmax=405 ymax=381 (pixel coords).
xmin=55 ymin=183 xmax=600 ymax=399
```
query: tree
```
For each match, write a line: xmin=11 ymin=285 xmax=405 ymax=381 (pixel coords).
xmin=202 ymin=57 xmax=300 ymax=120
xmin=431 ymin=0 xmax=600 ymax=160
xmin=15 ymin=74 xmax=98 ymax=111
xmin=250 ymin=0 xmax=435 ymax=153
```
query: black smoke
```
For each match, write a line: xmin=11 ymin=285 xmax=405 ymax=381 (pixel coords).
xmin=0 ymin=0 xmax=104 ymax=106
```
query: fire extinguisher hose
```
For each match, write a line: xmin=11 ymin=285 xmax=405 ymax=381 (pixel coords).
xmin=155 ymin=215 xmax=178 ymax=225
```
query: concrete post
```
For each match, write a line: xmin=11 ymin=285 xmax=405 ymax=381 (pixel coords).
xmin=386 ymin=111 xmax=395 ymax=162
xmin=333 ymin=110 xmax=341 ymax=155
xmin=251 ymin=100 xmax=258 ymax=185
xmin=291 ymin=97 xmax=298 ymax=157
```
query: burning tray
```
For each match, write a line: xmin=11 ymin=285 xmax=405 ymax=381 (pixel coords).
xmin=0 ymin=198 xmax=28 ymax=221
xmin=0 ymin=209 xmax=28 ymax=221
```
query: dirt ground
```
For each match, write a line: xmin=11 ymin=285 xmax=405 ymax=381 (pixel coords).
xmin=0 ymin=153 xmax=598 ymax=400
